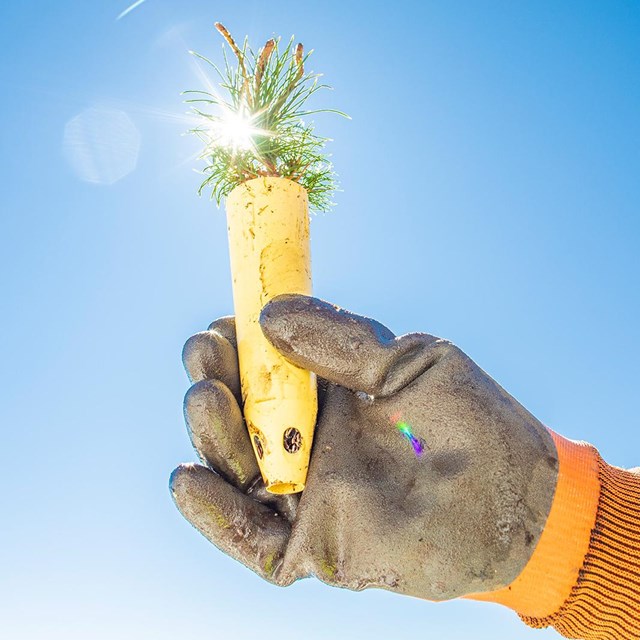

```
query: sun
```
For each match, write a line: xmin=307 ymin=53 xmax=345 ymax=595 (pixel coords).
xmin=204 ymin=105 xmax=271 ymax=154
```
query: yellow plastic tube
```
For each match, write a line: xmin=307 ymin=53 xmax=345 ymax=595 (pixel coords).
xmin=226 ymin=176 xmax=317 ymax=494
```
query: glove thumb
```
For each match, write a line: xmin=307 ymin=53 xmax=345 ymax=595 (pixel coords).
xmin=260 ymin=294 xmax=445 ymax=397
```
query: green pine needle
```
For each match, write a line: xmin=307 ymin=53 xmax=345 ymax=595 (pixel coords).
xmin=185 ymin=23 xmax=349 ymax=212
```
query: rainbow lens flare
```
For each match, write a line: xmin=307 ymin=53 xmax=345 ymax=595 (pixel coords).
xmin=390 ymin=412 xmax=425 ymax=457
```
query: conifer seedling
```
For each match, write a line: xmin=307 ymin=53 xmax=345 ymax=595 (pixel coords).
xmin=187 ymin=23 xmax=347 ymax=210
xmin=186 ymin=24 xmax=347 ymax=494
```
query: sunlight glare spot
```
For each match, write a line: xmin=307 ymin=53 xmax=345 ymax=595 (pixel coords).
xmin=202 ymin=107 xmax=272 ymax=154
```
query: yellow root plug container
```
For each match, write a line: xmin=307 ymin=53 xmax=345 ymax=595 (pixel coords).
xmin=226 ymin=176 xmax=317 ymax=494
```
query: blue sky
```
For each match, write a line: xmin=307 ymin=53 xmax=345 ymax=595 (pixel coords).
xmin=1 ymin=1 xmax=638 ymax=638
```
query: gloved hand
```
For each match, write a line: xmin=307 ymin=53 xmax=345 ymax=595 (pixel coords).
xmin=170 ymin=294 xmax=558 ymax=601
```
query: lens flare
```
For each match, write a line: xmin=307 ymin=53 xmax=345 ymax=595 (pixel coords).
xmin=62 ymin=108 xmax=140 ymax=185
xmin=390 ymin=412 xmax=425 ymax=457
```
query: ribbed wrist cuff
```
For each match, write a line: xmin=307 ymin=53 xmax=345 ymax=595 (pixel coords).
xmin=521 ymin=454 xmax=640 ymax=639
xmin=466 ymin=430 xmax=600 ymax=618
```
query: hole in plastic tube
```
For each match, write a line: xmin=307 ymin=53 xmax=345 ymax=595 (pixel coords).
xmin=283 ymin=428 xmax=302 ymax=453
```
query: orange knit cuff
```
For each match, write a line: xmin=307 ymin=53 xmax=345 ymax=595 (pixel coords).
xmin=469 ymin=429 xmax=640 ymax=639
xmin=467 ymin=430 xmax=600 ymax=617
xmin=521 ymin=450 xmax=640 ymax=639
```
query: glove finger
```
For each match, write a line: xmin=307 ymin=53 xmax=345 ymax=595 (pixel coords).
xmin=260 ymin=294 xmax=449 ymax=397
xmin=184 ymin=379 xmax=259 ymax=491
xmin=170 ymin=463 xmax=291 ymax=584
xmin=182 ymin=329 xmax=241 ymax=403
xmin=208 ymin=316 xmax=237 ymax=349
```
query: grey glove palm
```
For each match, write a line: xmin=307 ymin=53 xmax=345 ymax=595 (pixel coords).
xmin=170 ymin=295 xmax=557 ymax=600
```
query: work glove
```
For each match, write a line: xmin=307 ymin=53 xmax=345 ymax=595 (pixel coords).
xmin=170 ymin=294 xmax=558 ymax=601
